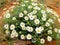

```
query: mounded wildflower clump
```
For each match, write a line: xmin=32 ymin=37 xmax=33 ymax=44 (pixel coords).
xmin=3 ymin=0 xmax=60 ymax=45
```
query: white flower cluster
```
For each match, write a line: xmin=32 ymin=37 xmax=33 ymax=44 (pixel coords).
xmin=20 ymin=34 xmax=32 ymax=40
xmin=35 ymin=26 xmax=44 ymax=34
xmin=3 ymin=0 xmax=60 ymax=44
xmin=11 ymin=30 xmax=18 ymax=38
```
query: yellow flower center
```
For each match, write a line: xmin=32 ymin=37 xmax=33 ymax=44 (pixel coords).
xmin=28 ymin=36 xmax=30 ymax=38
xmin=38 ymin=30 xmax=40 ymax=32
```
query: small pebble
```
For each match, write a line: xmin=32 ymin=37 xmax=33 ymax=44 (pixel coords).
xmin=0 ymin=16 xmax=2 ymax=18
xmin=3 ymin=8 xmax=7 ymax=11
xmin=13 ymin=2 xmax=17 ymax=5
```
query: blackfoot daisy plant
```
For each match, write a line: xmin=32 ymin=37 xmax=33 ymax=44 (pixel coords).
xmin=3 ymin=0 xmax=60 ymax=45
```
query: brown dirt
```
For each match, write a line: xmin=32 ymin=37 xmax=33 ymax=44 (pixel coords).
xmin=45 ymin=0 xmax=60 ymax=15
xmin=45 ymin=40 xmax=56 ymax=45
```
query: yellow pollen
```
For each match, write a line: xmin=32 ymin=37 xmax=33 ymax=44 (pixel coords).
xmin=28 ymin=36 xmax=30 ymax=38
xmin=38 ymin=30 xmax=40 ymax=32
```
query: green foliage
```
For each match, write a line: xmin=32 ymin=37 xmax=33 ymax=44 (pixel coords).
xmin=3 ymin=0 xmax=60 ymax=45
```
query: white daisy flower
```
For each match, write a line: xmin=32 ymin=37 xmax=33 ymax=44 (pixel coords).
xmin=46 ymin=7 xmax=50 ymax=13
xmin=24 ymin=16 xmax=29 ymax=20
xmin=28 ymin=5 xmax=32 ymax=9
xmin=14 ymin=33 xmax=18 ymax=37
xmin=48 ymin=30 xmax=52 ymax=34
xmin=42 ymin=17 xmax=46 ymax=21
xmin=54 ymin=28 xmax=58 ymax=33
xmin=10 ymin=24 xmax=15 ymax=30
xmin=32 ymin=2 xmax=37 ymax=6
xmin=11 ymin=33 xmax=18 ymax=38
xmin=11 ymin=30 xmax=18 ymax=37
xmin=43 ymin=14 xmax=46 ymax=17
xmin=47 ymin=36 xmax=52 ymax=41
xmin=26 ymin=26 xmax=30 ymax=30
xmin=58 ymin=29 xmax=60 ymax=34
xmin=37 ymin=7 xmax=41 ymax=10
xmin=40 ymin=3 xmax=44 ymax=5
xmin=29 ymin=15 xmax=34 ymax=20
xmin=21 ymin=4 xmax=25 ymax=7
xmin=5 ymin=13 xmax=10 ymax=18
xmin=28 ymin=13 xmax=32 ymax=17
xmin=24 ymin=10 xmax=27 ymax=14
xmin=49 ymin=27 xmax=52 ymax=29
xmin=34 ymin=15 xmax=37 ymax=19
xmin=22 ymin=26 xmax=26 ymax=30
xmin=12 ymin=30 xmax=16 ymax=34
xmin=4 ymin=24 xmax=9 ymax=29
xmin=26 ymin=34 xmax=32 ymax=40
xmin=41 ymin=10 xmax=46 ymax=14
xmin=34 ymin=19 xmax=40 ymax=24
xmin=39 ymin=26 xmax=44 ymax=31
xmin=48 ymin=19 xmax=54 ymax=23
xmin=19 ymin=31 xmax=22 ymax=34
xmin=21 ymin=34 xmax=25 ymax=39
xmin=33 ymin=6 xmax=38 ymax=10
xmin=40 ymin=39 xmax=45 ymax=44
xmin=58 ymin=18 xmax=60 ymax=23
xmin=45 ymin=22 xmax=50 ymax=27
xmin=46 ymin=7 xmax=53 ymax=13
xmin=53 ymin=12 xmax=59 ymax=18
xmin=33 ymin=6 xmax=41 ymax=10
xmin=19 ymin=12 xmax=24 ymax=17
xmin=35 ymin=27 xmax=42 ymax=34
xmin=20 ymin=22 xmax=25 ymax=27
xmin=32 ymin=10 xmax=37 ymax=14
xmin=10 ymin=33 xmax=14 ymax=38
xmin=11 ymin=34 xmax=15 ymax=38
xmin=27 ymin=27 xmax=33 ymax=32
xmin=12 ymin=17 xmax=16 ymax=20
